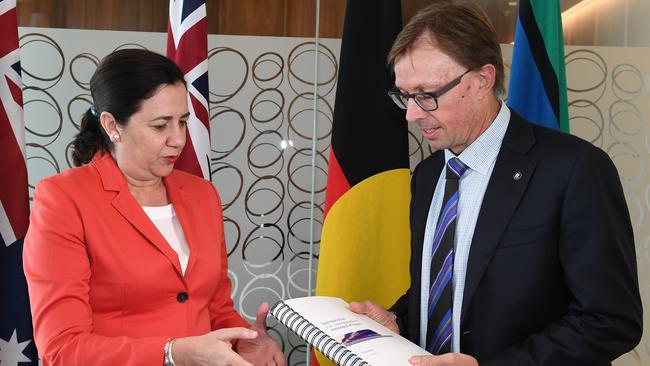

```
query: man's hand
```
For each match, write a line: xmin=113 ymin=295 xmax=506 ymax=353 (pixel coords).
xmin=348 ymin=301 xmax=399 ymax=334
xmin=410 ymin=353 xmax=478 ymax=366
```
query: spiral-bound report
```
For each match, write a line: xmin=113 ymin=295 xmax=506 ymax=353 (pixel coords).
xmin=269 ymin=296 xmax=431 ymax=366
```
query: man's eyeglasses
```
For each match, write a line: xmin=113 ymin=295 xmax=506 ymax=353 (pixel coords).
xmin=388 ymin=69 xmax=472 ymax=112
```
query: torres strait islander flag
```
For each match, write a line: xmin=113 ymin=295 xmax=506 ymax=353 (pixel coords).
xmin=508 ymin=0 xmax=569 ymax=131
xmin=167 ymin=0 xmax=211 ymax=179
xmin=0 ymin=0 xmax=38 ymax=365
xmin=315 ymin=0 xmax=409 ymax=362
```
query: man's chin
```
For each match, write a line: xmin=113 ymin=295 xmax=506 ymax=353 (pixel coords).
xmin=425 ymin=140 xmax=446 ymax=152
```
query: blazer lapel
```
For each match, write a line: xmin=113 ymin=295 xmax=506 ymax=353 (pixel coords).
xmin=93 ymin=153 xmax=184 ymax=276
xmin=460 ymin=113 xmax=537 ymax=323
xmin=164 ymin=174 xmax=200 ymax=276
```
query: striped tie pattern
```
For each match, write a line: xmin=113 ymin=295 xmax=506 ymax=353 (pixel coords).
xmin=426 ymin=157 xmax=467 ymax=354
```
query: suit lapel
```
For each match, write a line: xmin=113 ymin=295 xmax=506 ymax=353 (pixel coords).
xmin=408 ymin=152 xmax=444 ymax=339
xmin=412 ymin=153 xmax=445 ymax=254
xmin=460 ymin=113 xmax=537 ymax=323
xmin=93 ymin=153 xmax=184 ymax=276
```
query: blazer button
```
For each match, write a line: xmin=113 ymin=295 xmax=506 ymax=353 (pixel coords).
xmin=176 ymin=292 xmax=189 ymax=303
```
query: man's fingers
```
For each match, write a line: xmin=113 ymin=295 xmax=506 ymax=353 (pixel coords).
xmin=409 ymin=355 xmax=439 ymax=365
xmin=409 ymin=353 xmax=478 ymax=366
xmin=350 ymin=301 xmax=389 ymax=323
xmin=348 ymin=301 xmax=367 ymax=314
xmin=349 ymin=300 xmax=377 ymax=315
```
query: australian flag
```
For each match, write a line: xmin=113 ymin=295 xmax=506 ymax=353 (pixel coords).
xmin=0 ymin=0 xmax=38 ymax=364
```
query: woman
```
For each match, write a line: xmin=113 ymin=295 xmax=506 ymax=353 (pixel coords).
xmin=23 ymin=49 xmax=285 ymax=366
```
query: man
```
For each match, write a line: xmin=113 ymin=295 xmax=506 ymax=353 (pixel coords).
xmin=349 ymin=3 xmax=642 ymax=365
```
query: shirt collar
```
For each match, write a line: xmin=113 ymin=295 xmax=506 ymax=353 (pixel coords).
xmin=444 ymin=101 xmax=510 ymax=175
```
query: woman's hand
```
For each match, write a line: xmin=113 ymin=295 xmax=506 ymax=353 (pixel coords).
xmin=236 ymin=303 xmax=287 ymax=366
xmin=172 ymin=327 xmax=258 ymax=366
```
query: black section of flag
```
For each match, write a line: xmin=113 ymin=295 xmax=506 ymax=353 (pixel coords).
xmin=519 ymin=0 xmax=560 ymax=122
xmin=331 ymin=0 xmax=408 ymax=188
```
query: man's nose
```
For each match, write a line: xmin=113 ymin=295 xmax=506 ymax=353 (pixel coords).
xmin=405 ymin=98 xmax=427 ymax=123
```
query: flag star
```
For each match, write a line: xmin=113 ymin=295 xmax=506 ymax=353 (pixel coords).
xmin=0 ymin=329 xmax=33 ymax=366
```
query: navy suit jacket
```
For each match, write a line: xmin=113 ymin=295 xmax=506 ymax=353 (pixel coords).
xmin=391 ymin=111 xmax=642 ymax=365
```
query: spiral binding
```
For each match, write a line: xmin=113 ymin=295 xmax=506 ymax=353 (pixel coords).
xmin=270 ymin=301 xmax=369 ymax=366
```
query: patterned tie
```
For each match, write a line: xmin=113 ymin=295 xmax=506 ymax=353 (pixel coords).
xmin=426 ymin=157 xmax=468 ymax=354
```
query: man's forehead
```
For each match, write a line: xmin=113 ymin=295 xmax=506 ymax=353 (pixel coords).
xmin=394 ymin=46 xmax=462 ymax=89
xmin=396 ymin=35 xmax=459 ymax=67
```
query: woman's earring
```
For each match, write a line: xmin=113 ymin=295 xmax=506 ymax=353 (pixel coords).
xmin=111 ymin=134 xmax=119 ymax=143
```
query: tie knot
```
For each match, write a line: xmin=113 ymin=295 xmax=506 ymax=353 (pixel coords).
xmin=446 ymin=157 xmax=468 ymax=179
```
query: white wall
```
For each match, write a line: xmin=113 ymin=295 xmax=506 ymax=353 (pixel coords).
xmin=562 ymin=0 xmax=650 ymax=47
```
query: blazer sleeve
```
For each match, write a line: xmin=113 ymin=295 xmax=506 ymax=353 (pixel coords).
xmin=23 ymin=179 xmax=167 ymax=366
xmin=481 ymin=146 xmax=643 ymax=365
xmin=207 ymin=184 xmax=249 ymax=330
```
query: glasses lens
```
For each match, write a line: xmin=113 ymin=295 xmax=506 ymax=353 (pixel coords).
xmin=414 ymin=94 xmax=437 ymax=111
xmin=388 ymin=92 xmax=408 ymax=109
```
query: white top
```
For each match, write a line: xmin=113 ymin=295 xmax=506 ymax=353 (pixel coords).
xmin=142 ymin=204 xmax=190 ymax=275
xmin=419 ymin=102 xmax=510 ymax=352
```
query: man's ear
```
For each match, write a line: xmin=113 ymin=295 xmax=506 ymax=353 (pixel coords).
xmin=474 ymin=63 xmax=496 ymax=100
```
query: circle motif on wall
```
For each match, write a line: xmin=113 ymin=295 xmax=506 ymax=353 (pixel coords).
xmin=19 ymin=33 xmax=65 ymax=89
xmin=253 ymin=52 xmax=284 ymax=90
xmin=208 ymin=47 xmax=249 ymax=104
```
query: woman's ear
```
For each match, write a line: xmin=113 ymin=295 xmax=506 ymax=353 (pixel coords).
xmin=99 ymin=112 xmax=121 ymax=143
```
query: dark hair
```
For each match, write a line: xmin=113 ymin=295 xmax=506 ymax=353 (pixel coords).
xmin=388 ymin=2 xmax=504 ymax=96
xmin=71 ymin=49 xmax=186 ymax=166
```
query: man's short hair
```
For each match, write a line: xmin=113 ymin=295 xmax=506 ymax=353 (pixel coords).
xmin=388 ymin=2 xmax=505 ymax=96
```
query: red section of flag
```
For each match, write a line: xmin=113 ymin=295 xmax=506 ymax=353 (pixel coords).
xmin=173 ymin=18 xmax=208 ymax=74
xmin=0 ymin=96 xmax=29 ymax=240
xmin=310 ymin=348 xmax=321 ymax=366
xmin=0 ymin=8 xmax=18 ymax=59
xmin=324 ymin=149 xmax=350 ymax=218
xmin=167 ymin=0 xmax=211 ymax=179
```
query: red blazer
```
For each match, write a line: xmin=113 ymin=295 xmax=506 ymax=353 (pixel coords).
xmin=24 ymin=152 xmax=248 ymax=366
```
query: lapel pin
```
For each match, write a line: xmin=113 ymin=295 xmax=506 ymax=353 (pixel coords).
xmin=513 ymin=171 xmax=523 ymax=180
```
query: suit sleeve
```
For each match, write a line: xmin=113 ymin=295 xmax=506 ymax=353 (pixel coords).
xmin=206 ymin=184 xmax=249 ymax=330
xmin=481 ymin=146 xmax=643 ymax=365
xmin=23 ymin=179 xmax=166 ymax=366
xmin=389 ymin=293 xmax=411 ymax=338
xmin=389 ymin=163 xmax=420 ymax=340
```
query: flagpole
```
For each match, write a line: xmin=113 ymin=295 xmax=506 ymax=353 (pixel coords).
xmin=307 ymin=0 xmax=321 ymax=364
